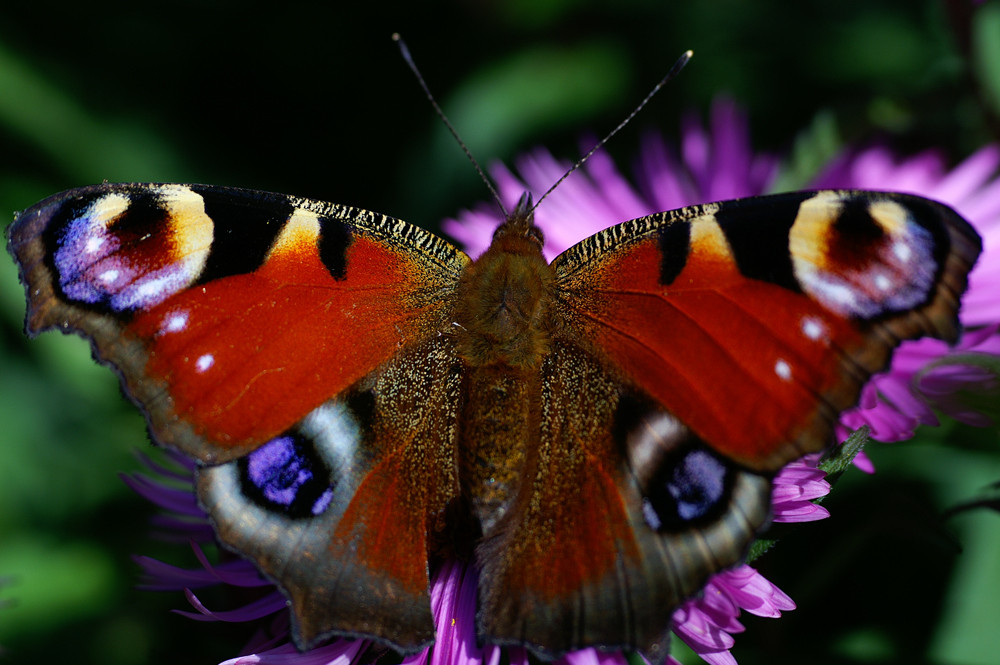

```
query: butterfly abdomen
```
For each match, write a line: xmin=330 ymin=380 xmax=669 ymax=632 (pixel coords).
xmin=458 ymin=363 xmax=542 ymax=537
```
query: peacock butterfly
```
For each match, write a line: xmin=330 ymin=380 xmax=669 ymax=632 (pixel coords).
xmin=6 ymin=179 xmax=980 ymax=661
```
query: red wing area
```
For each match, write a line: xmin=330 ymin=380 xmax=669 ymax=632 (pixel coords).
xmin=131 ymin=233 xmax=440 ymax=453
xmin=551 ymin=192 xmax=981 ymax=471
xmin=558 ymin=238 xmax=865 ymax=469
xmin=8 ymin=183 xmax=468 ymax=463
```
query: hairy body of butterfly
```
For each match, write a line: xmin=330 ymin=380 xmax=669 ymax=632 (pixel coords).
xmin=7 ymin=183 xmax=981 ymax=662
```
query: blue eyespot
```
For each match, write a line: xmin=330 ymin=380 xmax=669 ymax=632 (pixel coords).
xmin=642 ymin=448 xmax=728 ymax=531
xmin=240 ymin=434 xmax=334 ymax=518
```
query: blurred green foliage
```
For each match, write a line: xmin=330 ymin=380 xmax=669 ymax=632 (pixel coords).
xmin=1 ymin=1 xmax=998 ymax=664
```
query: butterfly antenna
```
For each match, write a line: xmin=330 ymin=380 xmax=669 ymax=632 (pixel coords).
xmin=393 ymin=33 xmax=509 ymax=218
xmin=531 ymin=49 xmax=694 ymax=214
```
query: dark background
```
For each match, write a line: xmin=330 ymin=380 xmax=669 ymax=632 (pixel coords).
xmin=1 ymin=1 xmax=998 ymax=664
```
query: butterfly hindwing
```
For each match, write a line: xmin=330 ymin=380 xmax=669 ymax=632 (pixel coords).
xmin=198 ymin=335 xmax=464 ymax=650
xmin=551 ymin=190 xmax=981 ymax=471
xmin=471 ymin=189 xmax=978 ymax=659
xmin=8 ymin=183 xmax=469 ymax=464
xmin=474 ymin=339 xmax=771 ymax=661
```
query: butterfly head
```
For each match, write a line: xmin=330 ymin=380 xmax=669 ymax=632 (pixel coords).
xmin=491 ymin=192 xmax=545 ymax=253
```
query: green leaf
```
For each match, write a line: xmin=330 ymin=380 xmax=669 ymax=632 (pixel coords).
xmin=769 ymin=110 xmax=843 ymax=193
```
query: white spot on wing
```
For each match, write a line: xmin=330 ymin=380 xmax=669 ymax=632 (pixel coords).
xmin=810 ymin=280 xmax=856 ymax=311
xmin=84 ymin=236 xmax=105 ymax=254
xmin=801 ymin=316 xmax=825 ymax=341
xmin=162 ymin=311 xmax=189 ymax=334
xmin=195 ymin=354 xmax=214 ymax=372
xmin=135 ymin=273 xmax=181 ymax=302
xmin=893 ymin=241 xmax=912 ymax=262
xmin=775 ymin=359 xmax=792 ymax=381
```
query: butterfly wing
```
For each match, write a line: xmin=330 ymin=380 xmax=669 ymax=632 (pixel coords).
xmin=550 ymin=190 xmax=981 ymax=471
xmin=9 ymin=182 xmax=472 ymax=650
xmin=8 ymin=183 xmax=469 ymax=464
xmin=476 ymin=190 xmax=980 ymax=660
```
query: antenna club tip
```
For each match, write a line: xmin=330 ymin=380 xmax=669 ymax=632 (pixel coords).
xmin=394 ymin=33 xmax=414 ymax=63
xmin=684 ymin=49 xmax=694 ymax=58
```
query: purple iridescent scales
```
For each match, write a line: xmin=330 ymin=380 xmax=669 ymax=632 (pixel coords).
xmin=235 ymin=398 xmax=368 ymax=519
xmin=52 ymin=186 xmax=213 ymax=312
xmin=244 ymin=437 xmax=336 ymax=517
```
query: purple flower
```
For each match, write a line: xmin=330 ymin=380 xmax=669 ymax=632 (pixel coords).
xmin=132 ymin=98 xmax=998 ymax=665
xmin=672 ymin=566 xmax=795 ymax=665
xmin=770 ymin=456 xmax=831 ymax=523
xmin=445 ymin=101 xmax=778 ymax=260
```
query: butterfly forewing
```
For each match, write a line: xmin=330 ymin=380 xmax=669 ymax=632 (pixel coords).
xmin=550 ymin=190 xmax=981 ymax=471
xmin=8 ymin=183 xmax=469 ymax=464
